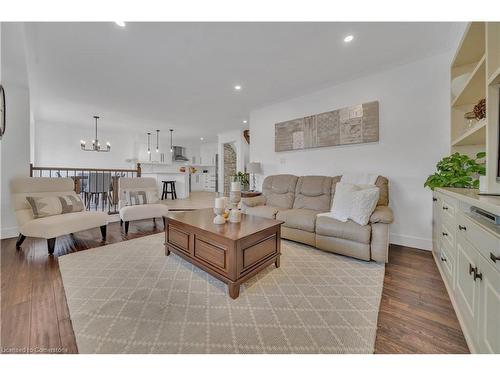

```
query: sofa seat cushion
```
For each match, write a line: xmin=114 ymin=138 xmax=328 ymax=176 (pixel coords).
xmin=316 ymin=215 xmax=371 ymax=244
xmin=245 ymin=205 xmax=279 ymax=219
xmin=20 ymin=211 xmax=108 ymax=239
xmin=276 ymin=208 xmax=323 ymax=233
xmin=119 ymin=203 xmax=169 ymax=222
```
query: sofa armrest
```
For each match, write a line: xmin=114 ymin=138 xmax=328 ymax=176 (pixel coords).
xmin=370 ymin=206 xmax=394 ymax=224
xmin=241 ymin=195 xmax=267 ymax=208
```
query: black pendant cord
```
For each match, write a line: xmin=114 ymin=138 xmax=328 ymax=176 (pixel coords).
xmin=156 ymin=129 xmax=160 ymax=152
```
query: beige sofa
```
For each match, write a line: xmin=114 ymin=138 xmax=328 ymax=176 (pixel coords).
xmin=241 ymin=175 xmax=393 ymax=262
xmin=10 ymin=177 xmax=108 ymax=255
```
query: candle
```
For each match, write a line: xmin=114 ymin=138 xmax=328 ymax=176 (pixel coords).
xmin=231 ymin=181 xmax=241 ymax=192
xmin=215 ymin=197 xmax=225 ymax=208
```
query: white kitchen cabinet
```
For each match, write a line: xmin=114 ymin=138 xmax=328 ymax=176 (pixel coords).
xmin=433 ymin=188 xmax=500 ymax=353
xmin=455 ymin=239 xmax=480 ymax=349
xmin=477 ymin=255 xmax=500 ymax=353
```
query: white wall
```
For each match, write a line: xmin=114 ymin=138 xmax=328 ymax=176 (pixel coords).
xmin=1 ymin=23 xmax=32 ymax=238
xmin=34 ymin=121 xmax=137 ymax=169
xmin=249 ymin=52 xmax=453 ymax=250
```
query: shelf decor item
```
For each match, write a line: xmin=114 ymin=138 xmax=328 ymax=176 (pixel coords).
xmin=464 ymin=111 xmax=477 ymax=130
xmin=424 ymin=152 xmax=486 ymax=190
xmin=473 ymin=98 xmax=486 ymax=120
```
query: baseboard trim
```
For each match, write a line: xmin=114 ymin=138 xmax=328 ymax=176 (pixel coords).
xmin=1 ymin=226 xmax=19 ymax=240
xmin=389 ymin=233 xmax=432 ymax=251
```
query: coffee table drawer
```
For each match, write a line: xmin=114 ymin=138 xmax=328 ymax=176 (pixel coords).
xmin=194 ymin=237 xmax=227 ymax=272
xmin=167 ymin=225 xmax=190 ymax=253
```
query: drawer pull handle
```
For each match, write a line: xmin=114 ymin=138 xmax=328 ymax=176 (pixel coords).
xmin=442 ymin=232 xmax=448 ymax=236
xmin=469 ymin=264 xmax=475 ymax=276
xmin=473 ymin=270 xmax=483 ymax=281
xmin=433 ymin=197 xmax=437 ymax=202
xmin=440 ymin=256 xmax=447 ymax=262
xmin=490 ymin=253 xmax=500 ymax=263
xmin=458 ymin=225 xmax=467 ymax=231
xmin=442 ymin=206 xmax=448 ymax=210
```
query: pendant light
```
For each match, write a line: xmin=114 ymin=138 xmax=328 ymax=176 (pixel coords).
xmin=80 ymin=116 xmax=111 ymax=152
xmin=170 ymin=129 xmax=174 ymax=153
xmin=147 ymin=132 xmax=151 ymax=161
xmin=156 ymin=129 xmax=160 ymax=152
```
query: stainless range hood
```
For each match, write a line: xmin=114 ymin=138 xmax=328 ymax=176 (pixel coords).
xmin=172 ymin=146 xmax=189 ymax=162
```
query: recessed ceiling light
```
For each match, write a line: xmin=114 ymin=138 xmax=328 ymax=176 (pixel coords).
xmin=115 ymin=21 xmax=126 ymax=27
xmin=200 ymin=137 xmax=204 ymax=141
xmin=234 ymin=85 xmax=242 ymax=91
xmin=343 ymin=35 xmax=354 ymax=43
xmin=242 ymin=120 xmax=248 ymax=124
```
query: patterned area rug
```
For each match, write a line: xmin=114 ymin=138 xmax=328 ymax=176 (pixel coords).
xmin=59 ymin=233 xmax=385 ymax=353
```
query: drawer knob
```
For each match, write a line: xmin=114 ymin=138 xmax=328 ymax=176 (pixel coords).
xmin=442 ymin=206 xmax=448 ymax=210
xmin=469 ymin=263 xmax=475 ymax=275
xmin=490 ymin=253 xmax=500 ymax=263
xmin=458 ymin=225 xmax=467 ymax=231
xmin=440 ymin=256 xmax=447 ymax=262
xmin=442 ymin=232 xmax=448 ymax=236
xmin=433 ymin=197 xmax=437 ymax=202
xmin=474 ymin=270 xmax=483 ymax=281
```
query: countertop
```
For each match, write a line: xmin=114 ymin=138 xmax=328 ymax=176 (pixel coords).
xmin=436 ymin=187 xmax=500 ymax=216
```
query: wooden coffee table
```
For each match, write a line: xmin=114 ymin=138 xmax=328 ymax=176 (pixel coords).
xmin=164 ymin=208 xmax=283 ymax=299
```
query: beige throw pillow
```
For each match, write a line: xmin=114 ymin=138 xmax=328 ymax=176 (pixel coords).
xmin=124 ymin=189 xmax=159 ymax=206
xmin=26 ymin=195 xmax=84 ymax=219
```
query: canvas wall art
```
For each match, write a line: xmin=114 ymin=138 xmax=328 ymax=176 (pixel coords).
xmin=275 ymin=101 xmax=379 ymax=152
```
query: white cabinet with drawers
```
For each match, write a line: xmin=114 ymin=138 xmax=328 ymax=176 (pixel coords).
xmin=433 ymin=188 xmax=500 ymax=353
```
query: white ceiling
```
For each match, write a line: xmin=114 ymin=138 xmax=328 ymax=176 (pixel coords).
xmin=24 ymin=22 xmax=463 ymax=142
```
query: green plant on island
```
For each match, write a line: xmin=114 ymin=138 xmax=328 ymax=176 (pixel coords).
xmin=232 ymin=171 xmax=249 ymax=189
xmin=424 ymin=152 xmax=486 ymax=190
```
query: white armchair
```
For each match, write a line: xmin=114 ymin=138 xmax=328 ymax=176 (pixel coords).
xmin=10 ymin=177 xmax=108 ymax=255
xmin=118 ymin=177 xmax=169 ymax=234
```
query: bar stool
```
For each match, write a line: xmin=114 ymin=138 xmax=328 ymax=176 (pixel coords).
xmin=161 ymin=180 xmax=177 ymax=200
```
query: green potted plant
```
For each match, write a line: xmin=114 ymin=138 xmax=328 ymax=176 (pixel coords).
xmin=424 ymin=152 xmax=486 ymax=190
xmin=232 ymin=172 xmax=250 ymax=191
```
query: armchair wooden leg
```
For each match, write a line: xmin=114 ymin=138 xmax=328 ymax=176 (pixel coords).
xmin=124 ymin=221 xmax=129 ymax=235
xmin=100 ymin=225 xmax=107 ymax=241
xmin=47 ymin=238 xmax=56 ymax=255
xmin=16 ymin=234 xmax=26 ymax=249
xmin=120 ymin=219 xmax=123 ymax=227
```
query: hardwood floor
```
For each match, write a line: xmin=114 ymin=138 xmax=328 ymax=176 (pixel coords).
xmin=1 ymin=221 xmax=469 ymax=354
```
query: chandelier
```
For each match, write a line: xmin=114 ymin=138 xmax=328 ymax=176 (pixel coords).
xmin=80 ymin=116 xmax=111 ymax=152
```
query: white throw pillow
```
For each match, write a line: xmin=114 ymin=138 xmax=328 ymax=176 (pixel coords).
xmin=330 ymin=182 xmax=380 ymax=225
xmin=330 ymin=182 xmax=358 ymax=222
xmin=350 ymin=187 xmax=380 ymax=226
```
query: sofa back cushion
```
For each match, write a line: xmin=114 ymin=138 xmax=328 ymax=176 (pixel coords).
xmin=10 ymin=177 xmax=80 ymax=227
xmin=119 ymin=177 xmax=159 ymax=208
xmin=293 ymin=176 xmax=333 ymax=211
xmin=262 ymin=174 xmax=298 ymax=209
xmin=331 ymin=175 xmax=389 ymax=207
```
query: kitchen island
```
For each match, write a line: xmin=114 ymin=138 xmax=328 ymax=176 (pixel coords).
xmin=141 ymin=166 xmax=190 ymax=199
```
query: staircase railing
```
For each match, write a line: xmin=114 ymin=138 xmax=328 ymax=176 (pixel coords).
xmin=29 ymin=163 xmax=142 ymax=214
